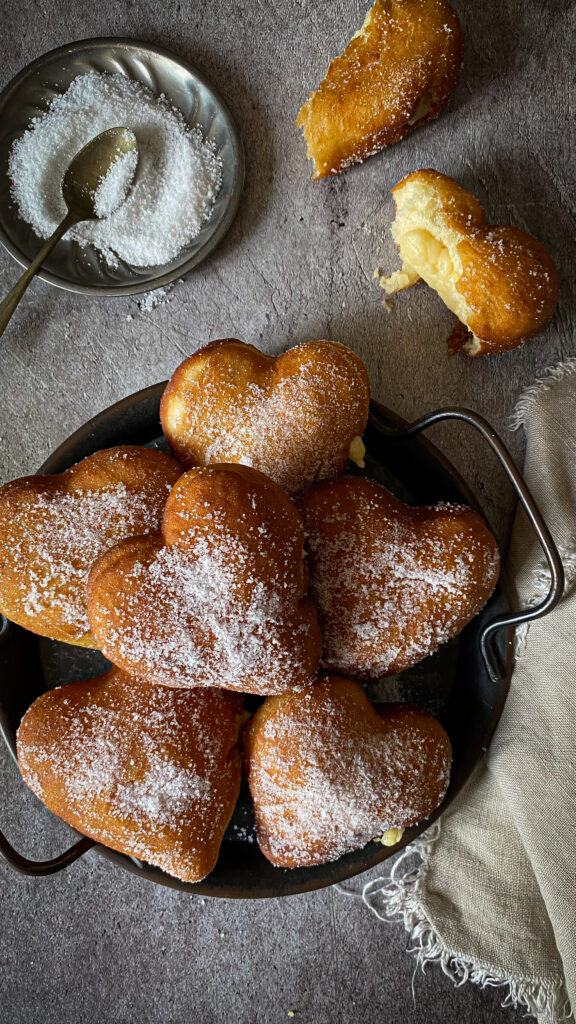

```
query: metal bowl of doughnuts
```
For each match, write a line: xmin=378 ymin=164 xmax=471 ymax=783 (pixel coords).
xmin=0 ymin=377 xmax=560 ymax=898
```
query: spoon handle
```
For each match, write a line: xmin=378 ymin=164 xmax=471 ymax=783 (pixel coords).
xmin=0 ymin=210 xmax=79 ymax=338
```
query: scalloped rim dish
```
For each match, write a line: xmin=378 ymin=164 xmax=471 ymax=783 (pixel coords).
xmin=0 ymin=38 xmax=244 ymax=295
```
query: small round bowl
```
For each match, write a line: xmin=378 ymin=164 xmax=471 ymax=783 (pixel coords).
xmin=0 ymin=38 xmax=244 ymax=295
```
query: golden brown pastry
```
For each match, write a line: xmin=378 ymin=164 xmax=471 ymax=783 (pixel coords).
xmin=87 ymin=464 xmax=322 ymax=695
xmin=0 ymin=446 xmax=181 ymax=647
xmin=296 ymin=476 xmax=500 ymax=678
xmin=376 ymin=169 xmax=559 ymax=355
xmin=244 ymin=674 xmax=452 ymax=867
xmin=17 ymin=668 xmax=243 ymax=883
xmin=296 ymin=0 xmax=463 ymax=179
xmin=159 ymin=339 xmax=370 ymax=496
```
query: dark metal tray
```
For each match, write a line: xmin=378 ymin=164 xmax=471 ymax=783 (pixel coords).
xmin=0 ymin=386 xmax=563 ymax=897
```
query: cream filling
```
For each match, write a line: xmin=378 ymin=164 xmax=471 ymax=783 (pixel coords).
xmin=375 ymin=265 xmax=420 ymax=294
xmin=462 ymin=334 xmax=483 ymax=355
xmin=408 ymin=91 xmax=434 ymax=125
xmin=348 ymin=435 xmax=366 ymax=468
xmin=376 ymin=183 xmax=480 ymax=352
xmin=383 ymin=223 xmax=471 ymax=324
xmin=351 ymin=3 xmax=377 ymax=42
xmin=378 ymin=827 xmax=405 ymax=846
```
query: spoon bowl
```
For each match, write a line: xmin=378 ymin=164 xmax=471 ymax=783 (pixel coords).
xmin=62 ymin=127 xmax=138 ymax=221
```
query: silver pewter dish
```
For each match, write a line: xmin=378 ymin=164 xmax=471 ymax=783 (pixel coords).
xmin=0 ymin=38 xmax=244 ymax=295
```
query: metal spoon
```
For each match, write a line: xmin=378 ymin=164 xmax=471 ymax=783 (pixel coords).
xmin=0 ymin=126 xmax=138 ymax=337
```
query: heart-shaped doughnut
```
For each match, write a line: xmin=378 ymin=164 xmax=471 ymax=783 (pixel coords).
xmin=17 ymin=668 xmax=244 ymax=883
xmin=87 ymin=464 xmax=322 ymax=695
xmin=377 ymin=169 xmax=559 ymax=355
xmin=0 ymin=446 xmax=181 ymax=646
xmin=296 ymin=476 xmax=499 ymax=678
xmin=296 ymin=0 xmax=463 ymax=179
xmin=244 ymin=674 xmax=452 ymax=867
xmin=159 ymin=339 xmax=370 ymax=496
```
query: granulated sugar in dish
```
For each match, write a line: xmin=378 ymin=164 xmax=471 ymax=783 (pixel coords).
xmin=8 ymin=72 xmax=222 ymax=268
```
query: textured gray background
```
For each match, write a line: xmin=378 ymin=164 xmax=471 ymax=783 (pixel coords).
xmin=0 ymin=0 xmax=573 ymax=1021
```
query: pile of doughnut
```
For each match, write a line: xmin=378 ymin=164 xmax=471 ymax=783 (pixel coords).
xmin=1 ymin=338 xmax=500 ymax=882
xmin=297 ymin=0 xmax=559 ymax=355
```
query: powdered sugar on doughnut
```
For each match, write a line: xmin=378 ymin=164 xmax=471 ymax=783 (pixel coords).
xmin=0 ymin=447 xmax=181 ymax=644
xmin=26 ymin=702 xmax=211 ymax=826
xmin=198 ymin=362 xmax=362 ymax=493
xmin=17 ymin=672 xmax=243 ymax=882
xmin=7 ymin=481 xmax=170 ymax=639
xmin=88 ymin=469 xmax=321 ymax=694
xmin=297 ymin=479 xmax=500 ymax=678
xmin=95 ymin=540 xmax=317 ymax=694
xmin=247 ymin=684 xmax=451 ymax=867
xmin=160 ymin=340 xmax=370 ymax=496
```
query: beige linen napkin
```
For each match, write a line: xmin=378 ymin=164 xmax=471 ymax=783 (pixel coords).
xmin=338 ymin=361 xmax=576 ymax=1022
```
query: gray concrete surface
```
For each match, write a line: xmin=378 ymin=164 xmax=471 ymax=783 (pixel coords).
xmin=0 ymin=0 xmax=573 ymax=1021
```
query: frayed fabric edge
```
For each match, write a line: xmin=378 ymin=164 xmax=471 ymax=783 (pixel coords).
xmin=509 ymin=358 xmax=576 ymax=433
xmin=514 ymin=544 xmax=576 ymax=656
xmin=336 ymin=823 xmax=572 ymax=1024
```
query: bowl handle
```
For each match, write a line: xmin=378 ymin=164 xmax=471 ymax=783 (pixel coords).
xmin=0 ymin=827 xmax=95 ymax=876
xmin=369 ymin=406 xmax=565 ymax=683
xmin=0 ymin=615 xmax=97 ymax=876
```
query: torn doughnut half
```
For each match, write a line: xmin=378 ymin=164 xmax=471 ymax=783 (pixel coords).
xmin=376 ymin=169 xmax=559 ymax=355
xmin=296 ymin=0 xmax=463 ymax=180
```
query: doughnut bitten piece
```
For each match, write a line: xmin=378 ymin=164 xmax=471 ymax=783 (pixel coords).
xmin=0 ymin=446 xmax=181 ymax=647
xmin=17 ymin=669 xmax=244 ymax=883
xmin=244 ymin=675 xmax=452 ymax=868
xmin=297 ymin=476 xmax=500 ymax=679
xmin=377 ymin=169 xmax=559 ymax=355
xmin=296 ymin=0 xmax=463 ymax=179
xmin=87 ymin=464 xmax=321 ymax=695
xmin=160 ymin=339 xmax=370 ymax=496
